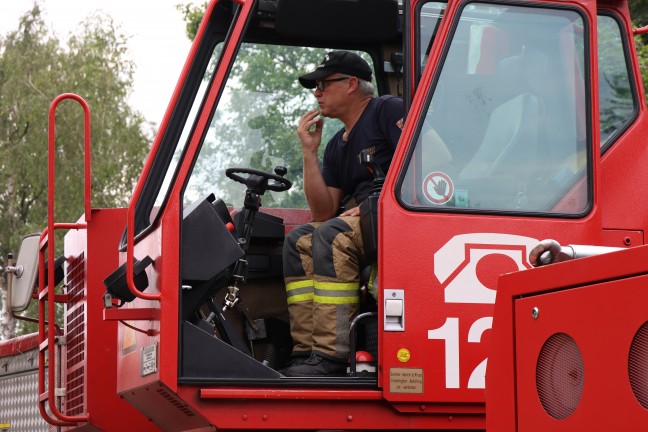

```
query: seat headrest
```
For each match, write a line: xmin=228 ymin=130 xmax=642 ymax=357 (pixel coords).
xmin=496 ymin=46 xmax=549 ymax=94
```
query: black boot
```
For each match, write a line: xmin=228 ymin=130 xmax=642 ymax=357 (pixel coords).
xmin=283 ymin=352 xmax=346 ymax=377
xmin=278 ymin=353 xmax=310 ymax=375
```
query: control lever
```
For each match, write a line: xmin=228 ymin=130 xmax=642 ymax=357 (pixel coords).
xmin=359 ymin=149 xmax=385 ymax=194
xmin=358 ymin=150 xmax=385 ymax=262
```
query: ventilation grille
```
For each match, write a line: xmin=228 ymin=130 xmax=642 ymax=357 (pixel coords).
xmin=156 ymin=387 xmax=196 ymax=417
xmin=629 ymin=321 xmax=648 ymax=409
xmin=64 ymin=252 xmax=86 ymax=416
xmin=536 ymin=332 xmax=584 ymax=420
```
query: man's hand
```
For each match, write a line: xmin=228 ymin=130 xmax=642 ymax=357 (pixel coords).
xmin=297 ymin=109 xmax=323 ymax=156
xmin=340 ymin=206 xmax=361 ymax=217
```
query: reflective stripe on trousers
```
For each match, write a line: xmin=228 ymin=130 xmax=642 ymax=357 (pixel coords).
xmin=283 ymin=216 xmax=365 ymax=360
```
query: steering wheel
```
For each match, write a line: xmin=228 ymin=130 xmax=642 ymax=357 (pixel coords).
xmin=225 ymin=167 xmax=292 ymax=193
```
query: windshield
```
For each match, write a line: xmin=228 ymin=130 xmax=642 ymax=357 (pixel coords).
xmin=400 ymin=3 xmax=589 ymax=214
xmin=183 ymin=44 xmax=375 ymax=209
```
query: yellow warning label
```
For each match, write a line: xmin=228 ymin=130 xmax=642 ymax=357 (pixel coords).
xmin=0 ymin=421 xmax=11 ymax=428
xmin=396 ymin=348 xmax=410 ymax=363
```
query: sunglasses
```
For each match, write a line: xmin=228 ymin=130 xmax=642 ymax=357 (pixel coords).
xmin=315 ymin=77 xmax=350 ymax=91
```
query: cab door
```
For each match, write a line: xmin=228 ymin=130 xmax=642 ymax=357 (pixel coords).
xmin=117 ymin=0 xmax=261 ymax=401
xmin=379 ymin=0 xmax=602 ymax=408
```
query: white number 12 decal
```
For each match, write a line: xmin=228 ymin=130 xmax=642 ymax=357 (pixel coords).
xmin=427 ymin=316 xmax=492 ymax=389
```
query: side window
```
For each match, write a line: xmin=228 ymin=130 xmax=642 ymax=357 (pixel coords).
xmin=418 ymin=2 xmax=447 ymax=74
xmin=598 ymin=14 xmax=635 ymax=149
xmin=399 ymin=3 xmax=590 ymax=215
xmin=150 ymin=46 xmax=222 ymax=223
xmin=183 ymin=45 xmax=376 ymax=209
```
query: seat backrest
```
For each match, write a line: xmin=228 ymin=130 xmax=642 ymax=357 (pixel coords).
xmin=460 ymin=47 xmax=547 ymax=180
xmin=460 ymin=92 xmax=542 ymax=179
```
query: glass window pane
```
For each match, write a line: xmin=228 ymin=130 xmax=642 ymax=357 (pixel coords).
xmin=184 ymin=45 xmax=376 ymax=209
xmin=598 ymin=15 xmax=634 ymax=147
xmin=149 ymin=46 xmax=222 ymax=224
xmin=419 ymin=2 xmax=447 ymax=71
xmin=401 ymin=3 xmax=589 ymax=214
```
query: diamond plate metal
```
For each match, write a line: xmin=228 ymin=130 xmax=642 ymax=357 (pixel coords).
xmin=0 ymin=346 xmax=53 ymax=431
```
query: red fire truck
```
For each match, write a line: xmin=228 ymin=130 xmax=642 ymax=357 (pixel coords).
xmin=1 ymin=0 xmax=647 ymax=430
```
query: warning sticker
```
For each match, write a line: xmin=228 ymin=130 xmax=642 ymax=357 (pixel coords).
xmin=422 ymin=172 xmax=454 ymax=205
xmin=390 ymin=368 xmax=424 ymax=394
xmin=141 ymin=343 xmax=157 ymax=377
xmin=397 ymin=348 xmax=411 ymax=363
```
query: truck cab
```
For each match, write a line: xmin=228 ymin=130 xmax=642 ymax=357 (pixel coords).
xmin=15 ymin=0 xmax=648 ymax=430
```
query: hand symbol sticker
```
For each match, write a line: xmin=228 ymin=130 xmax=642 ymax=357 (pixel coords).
xmin=434 ymin=179 xmax=448 ymax=196
xmin=423 ymin=172 xmax=454 ymax=205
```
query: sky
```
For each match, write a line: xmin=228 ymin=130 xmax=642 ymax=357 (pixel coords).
xmin=0 ymin=1 xmax=194 ymax=126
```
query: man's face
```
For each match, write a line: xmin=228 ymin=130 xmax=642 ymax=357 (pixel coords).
xmin=314 ymin=74 xmax=352 ymax=118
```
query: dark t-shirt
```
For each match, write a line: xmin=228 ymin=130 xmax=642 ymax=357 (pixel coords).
xmin=322 ymin=95 xmax=403 ymax=204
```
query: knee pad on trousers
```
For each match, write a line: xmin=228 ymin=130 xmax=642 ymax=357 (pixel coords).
xmin=283 ymin=223 xmax=316 ymax=278
xmin=312 ymin=218 xmax=354 ymax=279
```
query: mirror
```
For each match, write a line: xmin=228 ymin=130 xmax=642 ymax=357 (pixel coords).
xmin=8 ymin=233 xmax=40 ymax=312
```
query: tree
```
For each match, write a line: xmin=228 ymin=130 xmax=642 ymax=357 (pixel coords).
xmin=629 ymin=2 xmax=648 ymax=103
xmin=0 ymin=5 xmax=152 ymax=338
xmin=184 ymin=42 xmax=339 ymax=209
xmin=631 ymin=2 xmax=648 ymax=27
xmin=177 ymin=1 xmax=208 ymax=41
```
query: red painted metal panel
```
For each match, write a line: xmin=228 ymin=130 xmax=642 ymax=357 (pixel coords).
xmin=601 ymin=229 xmax=643 ymax=248
xmin=514 ymin=277 xmax=648 ymax=430
xmin=490 ymin=244 xmax=648 ymax=431
xmin=121 ymin=382 xmax=211 ymax=431
xmin=378 ymin=215 xmax=600 ymax=402
xmin=598 ymin=1 xmax=648 ymax=235
xmin=115 ymin=223 xmax=163 ymax=395
xmin=0 ymin=333 xmax=39 ymax=357
xmin=182 ymin=386 xmax=485 ymax=430
xmin=200 ymin=387 xmax=384 ymax=400
xmin=64 ymin=208 xmax=158 ymax=431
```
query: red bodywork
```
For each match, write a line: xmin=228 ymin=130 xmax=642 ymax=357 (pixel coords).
xmin=7 ymin=0 xmax=648 ymax=431
xmin=488 ymin=244 xmax=648 ymax=431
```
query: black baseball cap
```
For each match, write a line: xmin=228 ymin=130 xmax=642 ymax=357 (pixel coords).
xmin=299 ymin=51 xmax=373 ymax=89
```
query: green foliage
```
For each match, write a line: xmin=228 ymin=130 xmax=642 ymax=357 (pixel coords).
xmin=631 ymin=2 xmax=648 ymax=102
xmin=176 ymin=1 xmax=208 ymax=41
xmin=186 ymin=43 xmax=334 ymax=209
xmin=222 ymin=44 xmax=333 ymax=208
xmin=630 ymin=1 xmax=648 ymax=26
xmin=635 ymin=33 xmax=648 ymax=99
xmin=598 ymin=16 xmax=635 ymax=140
xmin=0 ymin=5 xmax=152 ymax=335
xmin=637 ymin=32 xmax=648 ymax=74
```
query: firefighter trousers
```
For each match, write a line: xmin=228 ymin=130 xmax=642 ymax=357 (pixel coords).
xmin=283 ymin=216 xmax=367 ymax=362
